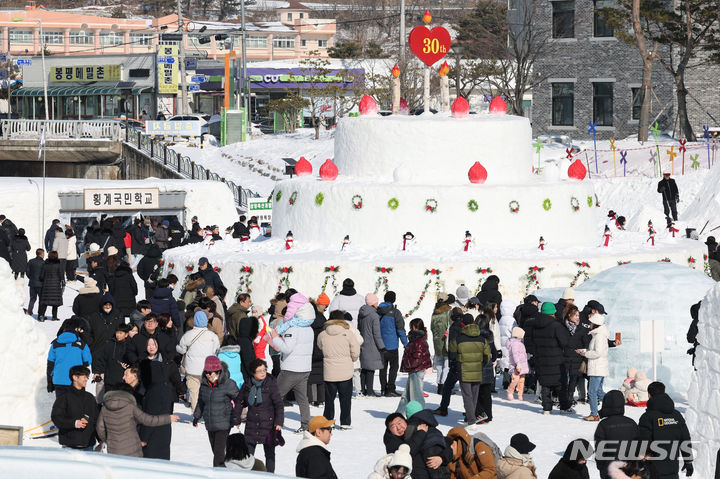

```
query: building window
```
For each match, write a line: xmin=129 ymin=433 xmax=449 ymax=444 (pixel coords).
xmin=247 ymin=35 xmax=267 ymax=48
xmin=552 ymin=1 xmax=575 ymax=39
xmin=551 ymin=82 xmax=574 ymax=126
xmin=42 ymin=31 xmax=64 ymax=44
xmin=301 ymin=39 xmax=307 ymax=47
xmin=287 ymin=13 xmax=292 ymax=20
xmin=508 ymin=0 xmax=518 ymax=9
xmin=70 ymin=31 xmax=93 ymax=45
xmin=273 ymin=36 xmax=295 ymax=49
xmin=100 ymin=32 xmax=122 ymax=46
xmin=299 ymin=13 xmax=304 ymax=18
xmin=318 ymin=39 xmax=328 ymax=48
xmin=9 ymin=30 xmax=33 ymax=43
xmin=130 ymin=33 xmax=153 ymax=46
xmin=631 ymin=87 xmax=642 ymax=120
xmin=593 ymin=0 xmax=614 ymax=37
xmin=593 ymin=82 xmax=613 ymax=126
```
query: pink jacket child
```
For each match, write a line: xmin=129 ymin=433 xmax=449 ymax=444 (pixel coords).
xmin=506 ymin=327 xmax=529 ymax=375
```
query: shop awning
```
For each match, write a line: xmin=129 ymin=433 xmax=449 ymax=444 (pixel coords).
xmin=12 ymin=86 xmax=153 ymax=97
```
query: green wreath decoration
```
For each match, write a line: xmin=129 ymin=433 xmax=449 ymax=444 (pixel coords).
xmin=467 ymin=199 xmax=479 ymax=212
xmin=275 ymin=190 xmax=282 ymax=202
xmin=509 ymin=200 xmax=520 ymax=213
xmin=425 ymin=198 xmax=438 ymax=213
xmin=289 ymin=191 xmax=298 ymax=206
xmin=352 ymin=194 xmax=363 ymax=210
xmin=587 ymin=195 xmax=593 ymax=207
xmin=387 ymin=197 xmax=399 ymax=210
xmin=570 ymin=196 xmax=580 ymax=212
xmin=542 ymin=198 xmax=552 ymax=211
xmin=315 ymin=193 xmax=324 ymax=206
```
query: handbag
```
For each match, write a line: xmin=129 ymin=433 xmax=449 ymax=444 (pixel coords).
xmin=579 ymin=359 xmax=588 ymax=374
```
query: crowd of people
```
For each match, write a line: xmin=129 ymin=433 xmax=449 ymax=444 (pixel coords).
xmin=0 ymin=211 xmax=701 ymax=478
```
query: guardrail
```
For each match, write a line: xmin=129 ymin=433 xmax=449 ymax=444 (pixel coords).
xmin=126 ymin=128 xmax=251 ymax=210
xmin=1 ymin=119 xmax=121 ymax=140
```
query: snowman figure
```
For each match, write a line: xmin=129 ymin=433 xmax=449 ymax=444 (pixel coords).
xmin=538 ymin=236 xmax=546 ymax=251
xmin=601 ymin=225 xmax=612 ymax=247
xmin=285 ymin=231 xmax=294 ymax=250
xmin=647 ymin=220 xmax=656 ymax=246
xmin=248 ymin=216 xmax=262 ymax=240
xmin=202 ymin=226 xmax=215 ymax=248
xmin=606 ymin=210 xmax=617 ymax=229
xmin=402 ymin=231 xmax=415 ymax=252
xmin=666 ymin=217 xmax=679 ymax=239
xmin=462 ymin=231 xmax=474 ymax=252
xmin=341 ymin=235 xmax=350 ymax=252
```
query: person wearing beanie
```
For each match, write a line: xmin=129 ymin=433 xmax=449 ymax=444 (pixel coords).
xmin=454 ymin=285 xmax=471 ymax=309
xmin=476 ymin=274 xmax=503 ymax=308
xmin=430 ymin=293 xmax=453 ymax=395
xmin=594 ymin=390 xmax=639 ymax=478
xmin=308 ymin=294 xmax=330 ymax=408
xmin=270 ymin=300 xmax=315 ymax=433
xmin=524 ymin=301 xmax=572 ymax=415
xmin=405 ymin=406 xmax=451 ymax=479
xmin=506 ymin=327 xmax=529 ymax=401
xmin=369 ymin=443 xmax=413 ymax=479
xmin=72 ymin=275 xmax=102 ymax=320
xmin=405 ymin=400 xmax=423 ymax=418
xmin=449 ymin=312 xmax=491 ymax=430
xmin=317 ymin=310 xmax=361 ymax=430
xmin=576 ymin=313 xmax=609 ymax=421
xmin=358 ymin=292 xmax=385 ymax=396
xmin=515 ymin=294 xmax=539 ymax=329
xmin=328 ymin=278 xmax=366 ymax=396
xmin=548 ymin=438 xmax=593 ymax=479
xmin=317 ymin=293 xmax=331 ymax=307
xmin=496 ymin=433 xmax=537 ymax=479
xmin=378 ymin=290 xmax=408 ymax=397
xmin=555 ymin=287 xmax=575 ymax=321
xmin=193 ymin=355 xmax=240 ymax=467
xmin=177 ymin=310 xmax=221 ymax=411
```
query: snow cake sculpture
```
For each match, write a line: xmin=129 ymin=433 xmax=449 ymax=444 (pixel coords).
xmin=273 ymin=103 xmax=599 ymax=249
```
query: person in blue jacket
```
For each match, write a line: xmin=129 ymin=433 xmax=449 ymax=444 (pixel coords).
xmin=47 ymin=316 xmax=93 ymax=398
xmin=377 ymin=291 xmax=408 ymax=397
xmin=218 ymin=335 xmax=244 ymax=389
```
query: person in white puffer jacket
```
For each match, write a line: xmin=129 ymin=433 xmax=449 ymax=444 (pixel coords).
xmin=498 ymin=300 xmax=518 ymax=387
xmin=176 ymin=310 xmax=221 ymax=411
xmin=270 ymin=301 xmax=315 ymax=433
xmin=576 ymin=313 xmax=609 ymax=421
xmin=368 ymin=443 xmax=413 ymax=479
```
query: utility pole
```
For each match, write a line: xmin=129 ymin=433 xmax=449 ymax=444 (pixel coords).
xmin=240 ymin=0 xmax=249 ymax=127
xmin=399 ymin=0 xmax=406 ymax=52
xmin=6 ymin=53 xmax=10 ymax=118
xmin=177 ymin=0 xmax=188 ymax=115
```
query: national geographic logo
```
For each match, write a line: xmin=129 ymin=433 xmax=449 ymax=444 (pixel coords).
xmin=658 ymin=417 xmax=679 ymax=426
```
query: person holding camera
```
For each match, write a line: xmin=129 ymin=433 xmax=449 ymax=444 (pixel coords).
xmin=51 ymin=365 xmax=99 ymax=451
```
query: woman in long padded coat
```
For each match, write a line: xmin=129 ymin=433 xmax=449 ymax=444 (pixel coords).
xmin=39 ymin=250 xmax=65 ymax=321
xmin=108 ymin=261 xmax=138 ymax=318
xmin=358 ymin=300 xmax=385 ymax=396
xmin=10 ymin=228 xmax=31 ymax=279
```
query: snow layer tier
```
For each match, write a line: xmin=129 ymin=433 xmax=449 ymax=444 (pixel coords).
xmin=333 ymin=114 xmax=534 ymax=184
xmin=271 ymin=176 xmax=598 ymax=249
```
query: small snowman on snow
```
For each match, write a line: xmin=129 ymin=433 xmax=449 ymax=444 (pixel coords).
xmin=285 ymin=231 xmax=294 ymax=250
xmin=463 ymin=231 xmax=474 ymax=252
xmin=647 ymin=220 xmax=656 ymax=246
xmin=538 ymin=236 xmax=546 ymax=251
xmin=402 ymin=231 xmax=415 ymax=252
xmin=341 ymin=234 xmax=350 ymax=252
xmin=601 ymin=225 xmax=612 ymax=247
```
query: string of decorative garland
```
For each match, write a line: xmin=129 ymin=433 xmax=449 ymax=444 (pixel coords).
xmin=425 ymin=198 xmax=438 ymax=213
xmin=289 ymin=191 xmax=298 ymax=206
xmin=213 ymin=266 xmax=222 ymax=273
xmin=157 ymin=259 xmax=165 ymax=278
xmin=688 ymin=256 xmax=696 ymax=269
xmin=617 ymin=260 xmax=632 ymax=265
xmin=404 ymin=268 xmax=443 ymax=318
xmin=315 ymin=193 xmax=324 ymax=206
xmin=569 ymin=261 xmax=590 ymax=287
xmin=524 ymin=265 xmax=544 ymax=294
xmin=277 ymin=266 xmax=294 ymax=293
xmin=320 ymin=265 xmax=341 ymax=295
xmin=509 ymin=200 xmax=519 ymax=213
xmin=275 ymin=190 xmax=282 ymax=202
xmin=658 ymin=257 xmax=672 ymax=263
xmin=180 ymin=263 xmax=195 ymax=291
xmin=570 ymin=197 xmax=580 ymax=212
xmin=352 ymin=194 xmax=363 ymax=210
xmin=542 ymin=199 xmax=552 ymax=211
xmin=235 ymin=266 xmax=254 ymax=298
xmin=467 ymin=199 xmax=479 ymax=212
xmin=704 ymin=254 xmax=711 ymax=276
xmin=388 ymin=197 xmax=399 ymax=210
xmin=474 ymin=266 xmax=493 ymax=294
xmin=373 ymin=266 xmax=393 ymax=295
xmin=587 ymin=195 xmax=593 ymax=207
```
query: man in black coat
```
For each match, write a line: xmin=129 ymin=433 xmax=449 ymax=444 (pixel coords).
xmin=658 ymin=172 xmax=679 ymax=221
xmin=515 ymin=295 xmax=539 ymax=329
xmin=475 ymin=275 xmax=503 ymax=306
xmin=639 ymin=382 xmax=693 ymax=478
xmin=594 ymin=390 xmax=639 ymax=479
xmin=525 ymin=302 xmax=572 ymax=413
xmin=50 ymin=365 xmax=99 ymax=450
xmin=27 ymin=248 xmax=45 ymax=315
xmin=227 ymin=215 xmax=250 ymax=240
xmin=128 ymin=218 xmax=147 ymax=256
xmin=88 ymin=294 xmax=123 ymax=362
xmin=198 ymin=256 xmax=225 ymax=292
xmin=296 ymin=416 xmax=338 ymax=479
xmin=126 ymin=313 xmax=174 ymax=365
xmin=563 ymin=308 xmax=590 ymax=404
xmin=137 ymin=244 xmax=162 ymax=299
xmin=45 ymin=219 xmax=61 ymax=252
xmin=93 ymin=323 xmax=131 ymax=392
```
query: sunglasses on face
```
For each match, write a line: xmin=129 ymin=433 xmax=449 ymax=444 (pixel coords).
xmin=320 ymin=427 xmax=333 ymax=432
xmin=204 ymin=370 xmax=220 ymax=375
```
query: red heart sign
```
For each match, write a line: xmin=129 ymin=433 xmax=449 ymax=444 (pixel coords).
xmin=409 ymin=26 xmax=451 ymax=67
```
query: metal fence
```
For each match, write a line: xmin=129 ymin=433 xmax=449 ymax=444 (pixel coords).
xmin=126 ymin=128 xmax=250 ymax=210
xmin=1 ymin=119 xmax=121 ymax=140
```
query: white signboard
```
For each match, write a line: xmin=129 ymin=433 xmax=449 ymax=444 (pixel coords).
xmin=639 ymin=319 xmax=665 ymax=353
xmin=84 ymin=188 xmax=159 ymax=210
xmin=145 ymin=120 xmax=202 ymax=137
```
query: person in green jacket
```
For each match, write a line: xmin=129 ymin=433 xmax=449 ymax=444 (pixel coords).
xmin=430 ymin=294 xmax=453 ymax=395
xmin=449 ymin=313 xmax=490 ymax=430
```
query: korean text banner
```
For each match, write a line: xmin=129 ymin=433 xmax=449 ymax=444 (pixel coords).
xmin=158 ymin=45 xmax=178 ymax=94
xmin=51 ymin=65 xmax=121 ymax=82
xmin=84 ymin=188 xmax=159 ymax=210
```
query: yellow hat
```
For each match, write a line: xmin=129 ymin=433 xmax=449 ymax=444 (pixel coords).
xmin=308 ymin=416 xmax=335 ymax=433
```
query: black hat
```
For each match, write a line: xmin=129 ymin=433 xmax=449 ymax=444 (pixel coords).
xmin=586 ymin=300 xmax=607 ymax=314
xmin=524 ymin=294 xmax=539 ymax=304
xmin=287 ymin=230 xmax=293 ymax=236
xmin=344 ymin=235 xmax=349 ymax=240
xmin=445 ymin=294 xmax=456 ymax=305
xmin=404 ymin=232 xmax=414 ymax=238
xmin=342 ymin=278 xmax=354 ymax=288
xmin=465 ymin=230 xmax=471 ymax=236
xmin=461 ymin=313 xmax=475 ymax=326
xmin=705 ymin=236 xmax=716 ymax=245
xmin=510 ymin=433 xmax=536 ymax=454
xmin=607 ymin=210 xmax=616 ymax=217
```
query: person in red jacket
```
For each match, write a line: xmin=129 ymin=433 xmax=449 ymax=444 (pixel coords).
xmin=396 ymin=318 xmax=432 ymax=413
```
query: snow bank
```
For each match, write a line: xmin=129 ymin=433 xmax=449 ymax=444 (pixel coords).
xmin=537 ymin=262 xmax=713 ymax=398
xmin=687 ymin=282 xmax=720 ymax=477
xmin=0 ymin=259 xmax=54 ymax=430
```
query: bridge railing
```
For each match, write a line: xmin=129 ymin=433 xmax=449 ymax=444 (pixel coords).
xmin=125 ymin=127 xmax=252 ymax=211
xmin=0 ymin=119 xmax=121 ymax=140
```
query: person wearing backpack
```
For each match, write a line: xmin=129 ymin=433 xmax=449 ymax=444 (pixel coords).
xmin=446 ymin=426 xmax=497 ymax=479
